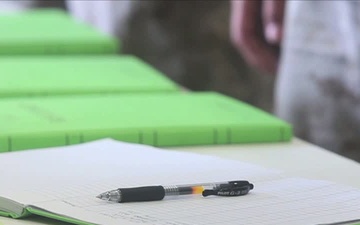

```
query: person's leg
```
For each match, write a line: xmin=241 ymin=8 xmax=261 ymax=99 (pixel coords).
xmin=65 ymin=1 xmax=95 ymax=25
xmin=275 ymin=50 xmax=313 ymax=142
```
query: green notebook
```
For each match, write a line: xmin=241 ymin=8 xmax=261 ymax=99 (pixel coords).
xmin=0 ymin=55 xmax=179 ymax=98
xmin=0 ymin=9 xmax=118 ymax=55
xmin=0 ymin=92 xmax=292 ymax=152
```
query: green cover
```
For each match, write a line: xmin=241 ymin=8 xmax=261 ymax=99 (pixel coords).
xmin=0 ymin=55 xmax=179 ymax=98
xmin=0 ymin=211 xmax=13 ymax=218
xmin=26 ymin=207 xmax=94 ymax=225
xmin=0 ymin=208 xmax=93 ymax=225
xmin=0 ymin=92 xmax=292 ymax=152
xmin=0 ymin=9 xmax=118 ymax=55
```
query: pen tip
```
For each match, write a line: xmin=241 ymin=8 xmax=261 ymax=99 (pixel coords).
xmin=96 ymin=191 xmax=117 ymax=201
xmin=96 ymin=194 xmax=103 ymax=199
xmin=96 ymin=192 xmax=111 ymax=200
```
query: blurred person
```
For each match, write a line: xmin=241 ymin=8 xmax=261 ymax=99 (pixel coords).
xmin=66 ymin=1 xmax=275 ymax=111
xmin=230 ymin=0 xmax=360 ymax=161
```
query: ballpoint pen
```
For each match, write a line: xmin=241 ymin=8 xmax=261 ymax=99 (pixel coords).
xmin=96 ymin=180 xmax=254 ymax=203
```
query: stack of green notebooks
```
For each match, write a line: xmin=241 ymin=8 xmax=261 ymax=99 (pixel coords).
xmin=0 ymin=92 xmax=292 ymax=152
xmin=0 ymin=8 xmax=293 ymax=153
xmin=0 ymin=9 xmax=118 ymax=55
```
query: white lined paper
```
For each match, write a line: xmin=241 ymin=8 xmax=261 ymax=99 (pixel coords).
xmin=1 ymin=139 xmax=360 ymax=225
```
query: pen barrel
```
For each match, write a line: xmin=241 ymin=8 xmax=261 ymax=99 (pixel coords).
xmin=118 ymin=186 xmax=165 ymax=203
xmin=163 ymin=185 xmax=207 ymax=196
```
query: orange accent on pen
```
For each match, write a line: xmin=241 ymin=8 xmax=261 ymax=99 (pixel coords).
xmin=191 ymin=186 xmax=205 ymax=194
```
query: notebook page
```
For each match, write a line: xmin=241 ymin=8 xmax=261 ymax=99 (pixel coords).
xmin=23 ymin=178 xmax=360 ymax=225
xmin=0 ymin=139 xmax=360 ymax=225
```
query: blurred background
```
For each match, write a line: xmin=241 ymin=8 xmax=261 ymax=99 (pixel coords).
xmin=0 ymin=0 xmax=274 ymax=113
xmin=3 ymin=0 xmax=359 ymax=162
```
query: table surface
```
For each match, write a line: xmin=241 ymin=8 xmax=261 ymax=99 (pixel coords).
xmin=2 ymin=138 xmax=360 ymax=225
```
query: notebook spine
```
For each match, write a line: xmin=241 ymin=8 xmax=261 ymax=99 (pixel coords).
xmin=0 ymin=42 xmax=118 ymax=55
xmin=0 ymin=137 xmax=12 ymax=153
xmin=0 ymin=125 xmax=292 ymax=152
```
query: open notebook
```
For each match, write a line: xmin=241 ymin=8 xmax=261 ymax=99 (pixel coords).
xmin=1 ymin=139 xmax=360 ymax=225
xmin=0 ymin=9 xmax=118 ymax=55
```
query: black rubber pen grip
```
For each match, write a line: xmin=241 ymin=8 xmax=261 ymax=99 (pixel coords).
xmin=118 ymin=186 xmax=165 ymax=203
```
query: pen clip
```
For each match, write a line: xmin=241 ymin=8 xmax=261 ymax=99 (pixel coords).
xmin=202 ymin=181 xmax=254 ymax=197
